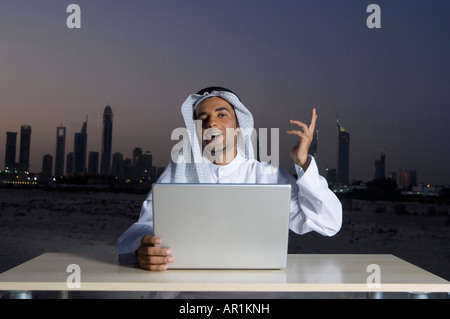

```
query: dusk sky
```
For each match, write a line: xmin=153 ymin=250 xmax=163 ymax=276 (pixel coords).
xmin=1 ymin=1 xmax=449 ymax=185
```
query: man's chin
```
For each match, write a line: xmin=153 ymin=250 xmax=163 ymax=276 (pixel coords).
xmin=203 ymin=143 xmax=236 ymax=163
xmin=203 ymin=141 xmax=226 ymax=153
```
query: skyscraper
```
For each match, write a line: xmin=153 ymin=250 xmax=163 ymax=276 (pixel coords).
xmin=19 ymin=125 xmax=32 ymax=172
xmin=132 ymin=147 xmax=143 ymax=181
xmin=42 ymin=154 xmax=53 ymax=177
xmin=111 ymin=152 xmax=124 ymax=179
xmin=5 ymin=132 xmax=17 ymax=170
xmin=374 ymin=150 xmax=386 ymax=180
xmin=66 ymin=152 xmax=74 ymax=175
xmin=398 ymin=169 xmax=417 ymax=189
xmin=142 ymin=151 xmax=153 ymax=181
xmin=73 ymin=118 xmax=87 ymax=174
xmin=55 ymin=126 xmax=66 ymax=177
xmin=100 ymin=105 xmax=113 ymax=175
xmin=88 ymin=151 xmax=99 ymax=175
xmin=337 ymin=118 xmax=349 ymax=186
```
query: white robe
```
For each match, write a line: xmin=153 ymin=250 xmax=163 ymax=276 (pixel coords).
xmin=118 ymin=153 xmax=342 ymax=264
xmin=117 ymin=89 xmax=342 ymax=298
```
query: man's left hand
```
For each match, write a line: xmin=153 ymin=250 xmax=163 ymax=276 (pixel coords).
xmin=287 ymin=108 xmax=317 ymax=171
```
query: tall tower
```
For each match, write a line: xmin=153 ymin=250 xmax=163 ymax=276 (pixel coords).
xmin=374 ymin=150 xmax=386 ymax=180
xmin=66 ymin=152 xmax=74 ymax=175
xmin=337 ymin=117 xmax=349 ymax=186
xmin=111 ymin=152 xmax=124 ymax=179
xmin=88 ymin=151 xmax=99 ymax=175
xmin=142 ymin=151 xmax=153 ymax=181
xmin=132 ymin=147 xmax=143 ymax=181
xmin=100 ymin=105 xmax=113 ymax=175
xmin=5 ymin=132 xmax=17 ymax=170
xmin=42 ymin=154 xmax=53 ymax=177
xmin=55 ymin=126 xmax=66 ymax=177
xmin=19 ymin=125 xmax=32 ymax=172
xmin=73 ymin=118 xmax=88 ymax=174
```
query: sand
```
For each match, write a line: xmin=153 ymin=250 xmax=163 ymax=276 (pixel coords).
xmin=0 ymin=187 xmax=448 ymax=298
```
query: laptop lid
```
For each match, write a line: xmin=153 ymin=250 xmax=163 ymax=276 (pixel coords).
xmin=152 ymin=183 xmax=291 ymax=269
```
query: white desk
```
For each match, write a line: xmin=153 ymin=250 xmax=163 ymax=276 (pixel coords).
xmin=0 ymin=253 xmax=448 ymax=298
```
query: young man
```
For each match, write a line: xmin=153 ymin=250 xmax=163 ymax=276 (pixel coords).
xmin=118 ymin=87 xmax=342 ymax=271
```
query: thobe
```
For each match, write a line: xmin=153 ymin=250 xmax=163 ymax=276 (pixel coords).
xmin=118 ymin=153 xmax=342 ymax=264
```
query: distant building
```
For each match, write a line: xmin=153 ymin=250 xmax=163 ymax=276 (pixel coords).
xmin=326 ymin=167 xmax=337 ymax=186
xmin=123 ymin=158 xmax=132 ymax=180
xmin=389 ymin=171 xmax=397 ymax=182
xmin=111 ymin=152 xmax=124 ymax=179
xmin=337 ymin=118 xmax=349 ymax=186
xmin=73 ymin=119 xmax=87 ymax=174
xmin=55 ymin=126 xmax=66 ymax=177
xmin=374 ymin=150 xmax=386 ymax=180
xmin=42 ymin=154 xmax=53 ymax=177
xmin=100 ymin=106 xmax=113 ymax=175
xmin=142 ymin=151 xmax=153 ymax=181
xmin=132 ymin=147 xmax=143 ymax=181
xmin=5 ymin=132 xmax=17 ymax=170
xmin=88 ymin=151 xmax=99 ymax=175
xmin=18 ymin=125 xmax=32 ymax=172
xmin=398 ymin=169 xmax=417 ymax=189
xmin=66 ymin=152 xmax=74 ymax=175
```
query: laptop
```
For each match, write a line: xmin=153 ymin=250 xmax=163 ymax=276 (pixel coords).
xmin=152 ymin=183 xmax=291 ymax=269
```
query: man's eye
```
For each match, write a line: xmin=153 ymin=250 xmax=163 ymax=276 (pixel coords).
xmin=218 ymin=113 xmax=227 ymax=118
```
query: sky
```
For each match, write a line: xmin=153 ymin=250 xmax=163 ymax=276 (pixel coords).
xmin=0 ymin=0 xmax=449 ymax=185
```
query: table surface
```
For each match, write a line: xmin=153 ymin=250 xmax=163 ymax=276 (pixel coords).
xmin=0 ymin=253 xmax=449 ymax=293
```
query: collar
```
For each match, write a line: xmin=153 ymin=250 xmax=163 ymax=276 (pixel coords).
xmin=204 ymin=152 xmax=246 ymax=178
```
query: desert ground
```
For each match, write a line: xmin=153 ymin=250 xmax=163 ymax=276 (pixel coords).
xmin=0 ymin=187 xmax=448 ymax=298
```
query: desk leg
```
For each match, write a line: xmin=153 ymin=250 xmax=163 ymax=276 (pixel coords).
xmin=58 ymin=291 xmax=70 ymax=299
xmin=9 ymin=291 xmax=32 ymax=299
xmin=408 ymin=292 xmax=429 ymax=299
xmin=367 ymin=291 xmax=384 ymax=299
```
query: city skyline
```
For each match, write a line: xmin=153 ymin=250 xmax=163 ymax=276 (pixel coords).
xmin=0 ymin=105 xmax=437 ymax=189
xmin=0 ymin=1 xmax=449 ymax=185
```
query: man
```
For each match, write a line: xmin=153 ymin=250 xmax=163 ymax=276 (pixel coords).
xmin=118 ymin=87 xmax=342 ymax=271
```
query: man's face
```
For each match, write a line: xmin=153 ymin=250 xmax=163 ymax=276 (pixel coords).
xmin=194 ymin=97 xmax=239 ymax=161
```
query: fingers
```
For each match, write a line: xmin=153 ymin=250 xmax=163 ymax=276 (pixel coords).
xmin=138 ymin=247 xmax=174 ymax=271
xmin=287 ymin=121 xmax=308 ymax=142
xmin=138 ymin=235 xmax=174 ymax=271
xmin=141 ymin=234 xmax=161 ymax=245
xmin=309 ymin=108 xmax=317 ymax=134
xmin=288 ymin=119 xmax=309 ymax=131
xmin=287 ymin=108 xmax=318 ymax=136
xmin=287 ymin=120 xmax=308 ymax=137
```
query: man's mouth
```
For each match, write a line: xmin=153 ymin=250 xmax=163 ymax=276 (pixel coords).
xmin=210 ymin=132 xmax=222 ymax=140
xmin=204 ymin=129 xmax=223 ymax=143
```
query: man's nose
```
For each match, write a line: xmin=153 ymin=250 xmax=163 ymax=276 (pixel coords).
xmin=206 ymin=117 xmax=218 ymax=128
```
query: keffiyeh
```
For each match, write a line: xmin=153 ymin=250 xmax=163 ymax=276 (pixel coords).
xmin=170 ymin=87 xmax=256 ymax=183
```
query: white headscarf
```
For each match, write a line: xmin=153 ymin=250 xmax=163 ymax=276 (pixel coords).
xmin=170 ymin=88 xmax=256 ymax=183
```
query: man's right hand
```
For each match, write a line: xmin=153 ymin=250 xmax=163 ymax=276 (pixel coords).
xmin=137 ymin=235 xmax=174 ymax=271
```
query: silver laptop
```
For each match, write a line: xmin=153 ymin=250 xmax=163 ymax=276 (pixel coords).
xmin=152 ymin=183 xmax=291 ymax=269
